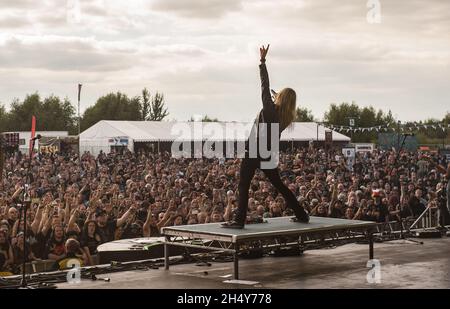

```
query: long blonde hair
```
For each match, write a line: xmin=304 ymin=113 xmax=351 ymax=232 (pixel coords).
xmin=274 ymin=87 xmax=296 ymax=130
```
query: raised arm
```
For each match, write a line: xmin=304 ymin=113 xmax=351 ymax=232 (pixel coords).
xmin=328 ymin=183 xmax=338 ymax=216
xmin=66 ymin=209 xmax=79 ymax=232
xmin=116 ymin=205 xmax=136 ymax=227
xmin=31 ymin=204 xmax=44 ymax=235
xmin=143 ymin=206 xmax=154 ymax=237
xmin=259 ymin=44 xmax=275 ymax=115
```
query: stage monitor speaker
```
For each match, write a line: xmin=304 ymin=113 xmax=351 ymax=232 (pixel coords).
xmin=415 ymin=230 xmax=442 ymax=238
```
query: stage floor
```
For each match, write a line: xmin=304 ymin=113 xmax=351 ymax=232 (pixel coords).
xmin=162 ymin=216 xmax=376 ymax=242
xmin=57 ymin=237 xmax=450 ymax=289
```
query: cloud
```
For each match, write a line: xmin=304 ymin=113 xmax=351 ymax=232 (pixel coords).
xmin=0 ymin=35 xmax=134 ymax=72
xmin=244 ymin=0 xmax=450 ymax=38
xmin=0 ymin=0 xmax=35 ymax=8
xmin=0 ymin=15 xmax=30 ymax=29
xmin=0 ymin=0 xmax=449 ymax=122
xmin=150 ymin=0 xmax=243 ymax=19
xmin=0 ymin=33 xmax=216 ymax=74
xmin=81 ymin=1 xmax=109 ymax=17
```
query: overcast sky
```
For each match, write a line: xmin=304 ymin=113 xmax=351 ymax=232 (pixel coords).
xmin=0 ymin=0 xmax=449 ymax=123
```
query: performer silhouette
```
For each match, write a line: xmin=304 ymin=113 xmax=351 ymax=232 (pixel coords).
xmin=222 ymin=45 xmax=309 ymax=229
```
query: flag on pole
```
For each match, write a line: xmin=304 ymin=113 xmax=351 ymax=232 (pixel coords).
xmin=29 ymin=115 xmax=36 ymax=157
xmin=78 ymin=84 xmax=82 ymax=135
xmin=78 ymin=84 xmax=82 ymax=102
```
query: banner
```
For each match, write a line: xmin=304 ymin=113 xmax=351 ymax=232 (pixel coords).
xmin=29 ymin=115 xmax=36 ymax=157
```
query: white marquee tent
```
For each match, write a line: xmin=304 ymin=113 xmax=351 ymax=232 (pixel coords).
xmin=79 ymin=120 xmax=350 ymax=155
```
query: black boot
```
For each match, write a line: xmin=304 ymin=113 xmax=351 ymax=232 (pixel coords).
xmin=221 ymin=220 xmax=245 ymax=229
xmin=290 ymin=210 xmax=310 ymax=223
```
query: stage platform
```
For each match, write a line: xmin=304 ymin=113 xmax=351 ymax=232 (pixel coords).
xmin=57 ymin=238 xmax=450 ymax=289
xmin=162 ymin=216 xmax=377 ymax=279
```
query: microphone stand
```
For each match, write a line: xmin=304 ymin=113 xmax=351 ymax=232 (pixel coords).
xmin=20 ymin=189 xmax=32 ymax=288
xmin=394 ymin=133 xmax=422 ymax=244
xmin=20 ymin=137 xmax=38 ymax=288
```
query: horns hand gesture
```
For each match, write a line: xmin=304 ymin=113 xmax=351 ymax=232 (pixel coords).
xmin=260 ymin=44 xmax=270 ymax=62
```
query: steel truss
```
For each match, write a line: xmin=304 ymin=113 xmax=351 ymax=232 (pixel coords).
xmin=164 ymin=225 xmax=375 ymax=280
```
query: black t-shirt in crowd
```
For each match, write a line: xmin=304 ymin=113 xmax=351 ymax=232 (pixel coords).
xmin=7 ymin=219 xmax=15 ymax=228
xmin=375 ymin=203 xmax=389 ymax=223
xmin=80 ymin=233 xmax=101 ymax=255
xmin=399 ymin=206 xmax=413 ymax=219
xmin=0 ymin=253 xmax=5 ymax=271
xmin=26 ymin=230 xmax=43 ymax=259
xmin=353 ymin=162 xmax=363 ymax=175
xmin=81 ymin=189 xmax=91 ymax=203
xmin=329 ymin=206 xmax=344 ymax=218
xmin=149 ymin=225 xmax=160 ymax=237
xmin=360 ymin=211 xmax=375 ymax=221
xmin=97 ymin=219 xmax=117 ymax=243
xmin=0 ymin=242 xmax=11 ymax=270
xmin=13 ymin=242 xmax=32 ymax=263
xmin=408 ymin=196 xmax=426 ymax=217
xmin=33 ymin=231 xmax=50 ymax=259
xmin=120 ymin=223 xmax=142 ymax=239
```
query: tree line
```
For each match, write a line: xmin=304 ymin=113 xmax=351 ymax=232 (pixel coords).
xmin=0 ymin=92 xmax=448 ymax=144
xmin=0 ymin=88 xmax=169 ymax=134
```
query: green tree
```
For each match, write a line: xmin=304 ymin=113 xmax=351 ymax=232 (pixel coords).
xmin=7 ymin=94 xmax=42 ymax=131
xmin=139 ymin=88 xmax=151 ymax=121
xmin=40 ymin=95 xmax=77 ymax=134
xmin=0 ymin=104 xmax=8 ymax=132
xmin=323 ymin=102 xmax=360 ymax=126
xmin=189 ymin=115 xmax=218 ymax=122
xmin=5 ymin=93 xmax=76 ymax=133
xmin=323 ymin=102 xmax=397 ymax=142
xmin=442 ymin=112 xmax=450 ymax=125
xmin=443 ymin=112 xmax=450 ymax=145
xmin=384 ymin=110 xmax=396 ymax=126
xmin=148 ymin=92 xmax=169 ymax=121
xmin=138 ymin=88 xmax=169 ymax=121
xmin=418 ymin=118 xmax=447 ymax=142
xmin=295 ymin=107 xmax=315 ymax=122
xmin=81 ymin=92 xmax=141 ymax=131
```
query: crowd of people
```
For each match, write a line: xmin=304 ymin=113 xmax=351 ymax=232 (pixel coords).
xmin=1 ymin=145 xmax=449 ymax=273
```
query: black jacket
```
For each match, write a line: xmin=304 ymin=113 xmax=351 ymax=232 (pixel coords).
xmin=246 ymin=61 xmax=282 ymax=159
xmin=259 ymin=61 xmax=278 ymax=125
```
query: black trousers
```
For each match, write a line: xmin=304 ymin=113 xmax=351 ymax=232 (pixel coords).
xmin=235 ymin=157 xmax=308 ymax=223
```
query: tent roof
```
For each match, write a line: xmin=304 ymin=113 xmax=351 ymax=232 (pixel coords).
xmin=80 ymin=120 xmax=350 ymax=142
